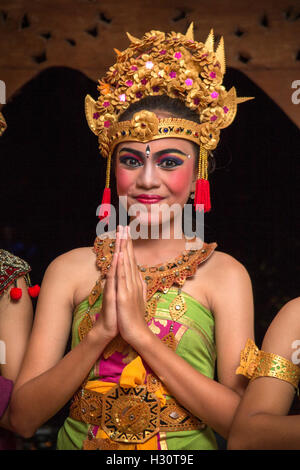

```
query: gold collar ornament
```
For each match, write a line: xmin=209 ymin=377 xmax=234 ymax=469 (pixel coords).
xmin=90 ymin=233 xmax=217 ymax=304
xmin=85 ymin=24 xmax=254 ymax=218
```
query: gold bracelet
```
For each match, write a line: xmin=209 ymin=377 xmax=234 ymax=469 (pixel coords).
xmin=236 ymin=339 xmax=300 ymax=393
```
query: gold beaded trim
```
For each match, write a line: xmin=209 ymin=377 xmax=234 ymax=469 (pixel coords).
xmin=236 ymin=339 xmax=300 ymax=391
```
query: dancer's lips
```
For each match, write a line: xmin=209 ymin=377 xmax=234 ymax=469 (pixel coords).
xmin=135 ymin=194 xmax=164 ymax=204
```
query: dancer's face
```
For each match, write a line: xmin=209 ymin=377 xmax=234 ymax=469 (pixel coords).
xmin=115 ymin=136 xmax=197 ymax=227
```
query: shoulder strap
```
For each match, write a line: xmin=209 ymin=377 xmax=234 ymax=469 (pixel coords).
xmin=0 ymin=250 xmax=31 ymax=297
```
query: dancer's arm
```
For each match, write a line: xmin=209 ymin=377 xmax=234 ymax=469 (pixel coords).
xmin=0 ymin=276 xmax=33 ymax=430
xmin=227 ymin=298 xmax=300 ymax=450
xmin=10 ymin=237 xmax=121 ymax=438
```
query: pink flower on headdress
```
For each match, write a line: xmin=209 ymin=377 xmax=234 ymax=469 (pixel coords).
xmin=223 ymin=106 xmax=229 ymax=113
xmin=211 ymin=92 xmax=219 ymax=99
xmin=169 ymin=71 xmax=177 ymax=78
xmin=174 ymin=52 xmax=182 ymax=59
xmin=119 ymin=94 xmax=126 ymax=102
xmin=185 ymin=78 xmax=193 ymax=86
xmin=126 ymin=80 xmax=133 ymax=87
xmin=93 ymin=112 xmax=100 ymax=119
xmin=201 ymin=106 xmax=226 ymax=128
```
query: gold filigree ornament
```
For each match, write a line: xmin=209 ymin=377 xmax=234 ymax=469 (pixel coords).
xmin=160 ymin=398 xmax=206 ymax=432
xmin=236 ymin=339 xmax=300 ymax=392
xmin=0 ymin=112 xmax=7 ymax=137
xmin=83 ymin=436 xmax=120 ymax=450
xmin=101 ymin=385 xmax=160 ymax=443
xmin=131 ymin=110 xmax=159 ymax=139
xmin=85 ymin=24 xmax=254 ymax=217
xmin=169 ymin=288 xmax=187 ymax=322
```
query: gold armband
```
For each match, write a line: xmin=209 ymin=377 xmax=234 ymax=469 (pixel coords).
xmin=236 ymin=339 xmax=300 ymax=393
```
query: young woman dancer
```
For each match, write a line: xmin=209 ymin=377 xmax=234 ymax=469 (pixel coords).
xmin=10 ymin=25 xmax=254 ymax=450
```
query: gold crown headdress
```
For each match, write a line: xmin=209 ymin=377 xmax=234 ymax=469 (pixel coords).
xmin=85 ymin=24 xmax=253 ymax=220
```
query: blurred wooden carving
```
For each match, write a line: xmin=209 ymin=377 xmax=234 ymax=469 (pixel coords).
xmin=0 ymin=0 xmax=299 ymax=127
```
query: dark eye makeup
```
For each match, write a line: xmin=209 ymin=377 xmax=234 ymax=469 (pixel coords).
xmin=118 ymin=150 xmax=186 ymax=169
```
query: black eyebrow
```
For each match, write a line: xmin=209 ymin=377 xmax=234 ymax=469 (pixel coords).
xmin=118 ymin=147 xmax=145 ymax=159
xmin=155 ymin=148 xmax=188 ymax=157
xmin=118 ymin=147 xmax=188 ymax=159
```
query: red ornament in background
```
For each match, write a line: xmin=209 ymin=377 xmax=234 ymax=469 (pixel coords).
xmin=10 ymin=287 xmax=22 ymax=300
xmin=28 ymin=285 xmax=40 ymax=298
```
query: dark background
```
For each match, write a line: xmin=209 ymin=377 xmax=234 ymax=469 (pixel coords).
xmin=0 ymin=66 xmax=299 ymax=448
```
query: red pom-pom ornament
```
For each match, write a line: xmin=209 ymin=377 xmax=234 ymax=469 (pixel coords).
xmin=10 ymin=287 xmax=22 ymax=300
xmin=28 ymin=285 xmax=40 ymax=298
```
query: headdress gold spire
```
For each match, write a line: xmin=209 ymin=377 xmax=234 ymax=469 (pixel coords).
xmin=204 ymin=28 xmax=214 ymax=52
xmin=215 ymin=36 xmax=226 ymax=75
xmin=185 ymin=22 xmax=194 ymax=41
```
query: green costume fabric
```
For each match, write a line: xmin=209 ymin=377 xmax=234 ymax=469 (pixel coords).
xmin=57 ymin=287 xmax=217 ymax=450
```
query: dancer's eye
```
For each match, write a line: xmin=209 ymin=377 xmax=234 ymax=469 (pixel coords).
xmin=157 ymin=157 xmax=184 ymax=169
xmin=119 ymin=156 xmax=143 ymax=167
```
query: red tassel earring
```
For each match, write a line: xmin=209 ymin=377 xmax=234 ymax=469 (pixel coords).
xmin=194 ymin=145 xmax=211 ymax=213
xmin=98 ymin=151 xmax=112 ymax=223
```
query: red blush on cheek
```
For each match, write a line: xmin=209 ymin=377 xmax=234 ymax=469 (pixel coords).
xmin=165 ymin=166 xmax=193 ymax=196
xmin=115 ymin=167 xmax=135 ymax=195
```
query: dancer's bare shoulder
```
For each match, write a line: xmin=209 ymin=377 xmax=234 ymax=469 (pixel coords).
xmin=182 ymin=247 xmax=252 ymax=314
xmin=262 ymin=297 xmax=300 ymax=357
xmin=194 ymin=248 xmax=253 ymax=315
xmin=44 ymin=246 xmax=100 ymax=308
xmin=197 ymin=248 xmax=251 ymax=285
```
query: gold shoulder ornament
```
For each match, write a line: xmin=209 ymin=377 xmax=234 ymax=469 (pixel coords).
xmin=236 ymin=339 xmax=300 ymax=393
